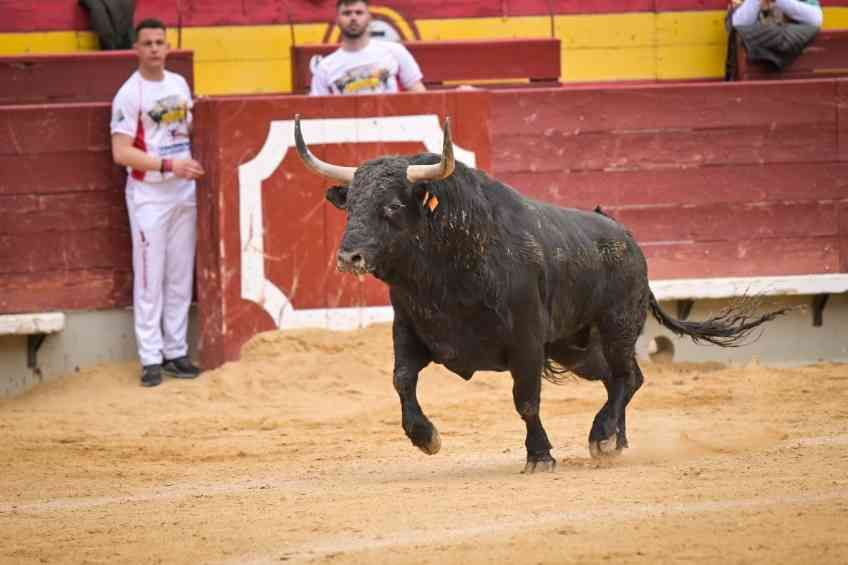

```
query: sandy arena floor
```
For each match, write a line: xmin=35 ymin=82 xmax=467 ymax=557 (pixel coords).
xmin=1 ymin=324 xmax=847 ymax=564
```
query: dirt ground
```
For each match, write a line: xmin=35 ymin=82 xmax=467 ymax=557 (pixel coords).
xmin=1 ymin=324 xmax=847 ymax=564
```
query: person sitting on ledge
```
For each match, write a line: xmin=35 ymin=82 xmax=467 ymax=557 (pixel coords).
xmin=726 ymin=0 xmax=823 ymax=78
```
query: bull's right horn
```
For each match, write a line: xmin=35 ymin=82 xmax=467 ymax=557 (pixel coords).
xmin=294 ymin=114 xmax=357 ymax=184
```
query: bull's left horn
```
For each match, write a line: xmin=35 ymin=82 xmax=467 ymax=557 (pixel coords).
xmin=294 ymin=114 xmax=357 ymax=184
xmin=406 ymin=117 xmax=455 ymax=183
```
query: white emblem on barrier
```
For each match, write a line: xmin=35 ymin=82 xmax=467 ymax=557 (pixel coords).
xmin=238 ymin=115 xmax=477 ymax=330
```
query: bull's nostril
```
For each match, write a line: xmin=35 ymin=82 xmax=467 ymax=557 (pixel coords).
xmin=338 ymin=250 xmax=366 ymax=271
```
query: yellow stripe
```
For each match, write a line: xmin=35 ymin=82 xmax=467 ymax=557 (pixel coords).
xmin=293 ymin=23 xmax=329 ymax=45
xmin=555 ymin=14 xmax=655 ymax=49
xmin=415 ymin=16 xmax=550 ymax=40
xmin=174 ymin=25 xmax=293 ymax=94
xmin=177 ymin=25 xmax=292 ymax=62
xmin=195 ymin=60 xmax=291 ymax=94
xmin=823 ymin=7 xmax=848 ymax=29
xmin=0 ymin=30 xmax=99 ymax=54
xmin=1 ymin=7 xmax=846 ymax=92
xmin=656 ymin=11 xmax=728 ymax=80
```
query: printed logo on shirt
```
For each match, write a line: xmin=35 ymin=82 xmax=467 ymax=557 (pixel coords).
xmin=148 ymin=94 xmax=191 ymax=155
xmin=333 ymin=64 xmax=391 ymax=94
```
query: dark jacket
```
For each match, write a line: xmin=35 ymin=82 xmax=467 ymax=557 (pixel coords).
xmin=79 ymin=0 xmax=136 ymax=50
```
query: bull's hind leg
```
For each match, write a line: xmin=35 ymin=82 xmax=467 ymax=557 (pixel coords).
xmin=589 ymin=342 xmax=644 ymax=458
xmin=510 ymin=348 xmax=556 ymax=474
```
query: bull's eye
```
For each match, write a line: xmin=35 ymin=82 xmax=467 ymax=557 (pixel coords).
xmin=384 ymin=202 xmax=405 ymax=216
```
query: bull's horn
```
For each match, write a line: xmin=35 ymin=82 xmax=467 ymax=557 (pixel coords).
xmin=294 ymin=114 xmax=357 ymax=184
xmin=406 ymin=117 xmax=455 ymax=183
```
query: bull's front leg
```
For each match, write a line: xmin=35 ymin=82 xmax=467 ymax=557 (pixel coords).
xmin=392 ymin=318 xmax=440 ymax=455
xmin=510 ymin=349 xmax=556 ymax=474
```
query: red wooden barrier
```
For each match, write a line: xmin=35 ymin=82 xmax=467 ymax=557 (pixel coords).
xmin=0 ymin=103 xmax=131 ymax=313
xmin=2 ymin=77 xmax=847 ymax=369
xmin=0 ymin=50 xmax=194 ymax=105
xmin=490 ymin=80 xmax=848 ymax=279
xmin=192 ymin=91 xmax=493 ymax=368
xmin=291 ymin=39 xmax=561 ymax=94
xmin=735 ymin=30 xmax=848 ymax=81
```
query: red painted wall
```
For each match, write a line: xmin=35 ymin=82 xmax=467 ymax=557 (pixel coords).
xmin=0 ymin=50 xmax=193 ymax=105
xmin=2 ymin=80 xmax=847 ymax=369
xmin=6 ymin=0 xmax=847 ymax=33
xmin=0 ymin=103 xmax=132 ymax=313
xmin=490 ymin=80 xmax=848 ymax=278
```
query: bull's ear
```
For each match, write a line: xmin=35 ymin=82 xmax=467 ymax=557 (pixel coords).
xmin=326 ymin=185 xmax=348 ymax=209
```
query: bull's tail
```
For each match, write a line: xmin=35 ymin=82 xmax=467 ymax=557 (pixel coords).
xmin=648 ymin=292 xmax=792 ymax=347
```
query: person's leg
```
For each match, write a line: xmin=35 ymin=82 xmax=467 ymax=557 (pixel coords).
xmin=732 ymin=0 xmax=764 ymax=27
xmin=161 ymin=200 xmax=197 ymax=364
xmin=775 ymin=0 xmax=823 ymax=26
xmin=126 ymin=190 xmax=167 ymax=368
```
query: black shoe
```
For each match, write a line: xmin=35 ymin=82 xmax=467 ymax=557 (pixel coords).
xmin=162 ymin=356 xmax=201 ymax=379
xmin=141 ymin=364 xmax=163 ymax=387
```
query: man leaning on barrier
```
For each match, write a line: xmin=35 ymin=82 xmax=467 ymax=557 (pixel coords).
xmin=110 ymin=18 xmax=205 ymax=387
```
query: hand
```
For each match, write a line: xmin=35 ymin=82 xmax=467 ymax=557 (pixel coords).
xmin=172 ymin=158 xmax=205 ymax=180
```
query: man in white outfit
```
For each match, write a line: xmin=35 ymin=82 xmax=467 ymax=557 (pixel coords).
xmin=310 ymin=0 xmax=426 ymax=95
xmin=731 ymin=0 xmax=823 ymax=27
xmin=111 ymin=18 xmax=205 ymax=387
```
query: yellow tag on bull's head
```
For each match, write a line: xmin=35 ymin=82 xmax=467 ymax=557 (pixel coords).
xmin=427 ymin=194 xmax=439 ymax=212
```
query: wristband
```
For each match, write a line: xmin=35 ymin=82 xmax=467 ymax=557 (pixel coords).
xmin=160 ymin=159 xmax=173 ymax=174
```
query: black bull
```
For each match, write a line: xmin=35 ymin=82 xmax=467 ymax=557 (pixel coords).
xmin=294 ymin=115 xmax=789 ymax=473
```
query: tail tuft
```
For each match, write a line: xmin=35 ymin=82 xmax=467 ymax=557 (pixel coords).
xmin=649 ymin=292 xmax=794 ymax=348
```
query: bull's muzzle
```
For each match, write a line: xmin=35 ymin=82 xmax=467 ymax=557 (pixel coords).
xmin=337 ymin=249 xmax=368 ymax=276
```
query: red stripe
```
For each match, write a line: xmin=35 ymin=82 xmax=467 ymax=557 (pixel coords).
xmin=130 ymin=112 xmax=146 ymax=181
xmin=3 ymin=0 xmax=845 ymax=32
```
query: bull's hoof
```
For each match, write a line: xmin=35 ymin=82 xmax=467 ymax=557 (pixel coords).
xmin=417 ymin=427 xmax=441 ymax=455
xmin=522 ymin=453 xmax=557 ymax=474
xmin=588 ymin=437 xmax=622 ymax=459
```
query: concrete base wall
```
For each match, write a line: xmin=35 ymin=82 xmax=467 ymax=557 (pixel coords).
xmin=1 ymin=295 xmax=844 ymax=398
xmin=637 ymin=294 xmax=848 ymax=366
xmin=0 ymin=307 xmax=198 ymax=398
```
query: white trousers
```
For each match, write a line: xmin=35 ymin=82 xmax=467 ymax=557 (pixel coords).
xmin=732 ymin=0 xmax=823 ymax=27
xmin=126 ymin=186 xmax=197 ymax=366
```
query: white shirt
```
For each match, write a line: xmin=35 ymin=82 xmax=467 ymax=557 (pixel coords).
xmin=111 ymin=70 xmax=195 ymax=203
xmin=309 ymin=40 xmax=423 ymax=96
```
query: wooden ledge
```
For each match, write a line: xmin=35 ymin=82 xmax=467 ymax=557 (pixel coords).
xmin=0 ymin=312 xmax=66 ymax=335
xmin=650 ymin=274 xmax=848 ymax=302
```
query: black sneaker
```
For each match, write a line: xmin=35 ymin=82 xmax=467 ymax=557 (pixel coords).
xmin=162 ymin=356 xmax=202 ymax=379
xmin=141 ymin=364 xmax=163 ymax=387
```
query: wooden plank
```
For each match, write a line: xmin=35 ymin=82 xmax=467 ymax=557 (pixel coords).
xmin=491 ymin=123 xmax=837 ymax=173
xmin=0 ymin=152 xmax=124 ymax=195
xmin=839 ymin=79 xmax=848 ymax=163
xmin=0 ymin=50 xmax=193 ymax=105
xmin=496 ymin=162 xmax=848 ymax=210
xmin=839 ymin=200 xmax=848 ymax=272
xmin=292 ymin=39 xmax=560 ymax=93
xmin=643 ymin=237 xmax=841 ymax=279
xmin=0 ymin=230 xmax=131 ymax=274
xmin=0 ymin=104 xmax=111 ymax=155
xmin=491 ymin=81 xmax=838 ymax=135
xmin=0 ymin=269 xmax=132 ymax=314
xmin=0 ymin=192 xmax=128 ymax=234
xmin=0 ymin=312 xmax=64 ymax=335
xmin=650 ymin=274 xmax=848 ymax=301
xmin=612 ymin=201 xmax=839 ymax=244
xmin=739 ymin=31 xmax=848 ymax=81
